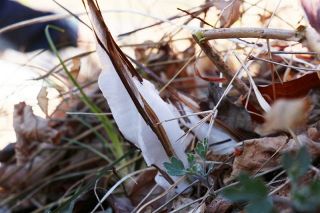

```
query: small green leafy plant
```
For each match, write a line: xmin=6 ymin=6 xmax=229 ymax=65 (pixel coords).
xmin=281 ymin=146 xmax=320 ymax=212
xmin=222 ymin=146 xmax=320 ymax=213
xmin=222 ymin=174 xmax=274 ymax=213
xmin=281 ymin=146 xmax=311 ymax=184
xmin=164 ymin=138 xmax=210 ymax=178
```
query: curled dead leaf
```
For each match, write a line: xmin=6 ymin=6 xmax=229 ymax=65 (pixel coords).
xmin=13 ymin=102 xmax=60 ymax=165
xmin=213 ymin=0 xmax=242 ymax=28
xmin=255 ymin=98 xmax=313 ymax=136
xmin=0 ymin=103 xmax=64 ymax=191
xmin=37 ymin=86 xmax=48 ymax=116
xmin=308 ymin=127 xmax=320 ymax=141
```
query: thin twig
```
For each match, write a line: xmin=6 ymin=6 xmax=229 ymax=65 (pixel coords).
xmin=159 ymin=55 xmax=196 ymax=93
xmin=177 ymin=8 xmax=214 ymax=28
xmin=249 ymin=55 xmax=320 ymax=72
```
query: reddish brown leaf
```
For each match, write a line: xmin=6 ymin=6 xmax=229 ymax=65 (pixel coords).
xmin=258 ymin=73 xmax=320 ymax=102
xmin=245 ymin=73 xmax=320 ymax=123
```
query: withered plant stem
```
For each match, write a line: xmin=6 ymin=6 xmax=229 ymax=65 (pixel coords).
xmin=192 ymin=36 xmax=250 ymax=96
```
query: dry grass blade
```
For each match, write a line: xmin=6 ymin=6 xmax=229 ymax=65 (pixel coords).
xmin=90 ymin=167 xmax=155 ymax=213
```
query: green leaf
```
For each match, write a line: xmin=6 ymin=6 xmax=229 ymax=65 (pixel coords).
xmin=187 ymin=153 xmax=196 ymax=166
xmin=223 ymin=174 xmax=268 ymax=202
xmin=246 ymin=198 xmax=274 ymax=213
xmin=163 ymin=157 xmax=186 ymax=176
xmin=292 ymin=180 xmax=320 ymax=212
xmin=193 ymin=31 xmax=206 ymax=43
xmin=187 ymin=162 xmax=204 ymax=176
xmin=222 ymin=173 xmax=273 ymax=213
xmin=281 ymin=146 xmax=311 ymax=182
xmin=195 ymin=138 xmax=208 ymax=160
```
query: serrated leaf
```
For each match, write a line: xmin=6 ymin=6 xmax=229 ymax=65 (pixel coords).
xmin=163 ymin=157 xmax=186 ymax=176
xmin=195 ymin=138 xmax=208 ymax=160
xmin=37 ymin=86 xmax=49 ymax=116
xmin=281 ymin=146 xmax=311 ymax=182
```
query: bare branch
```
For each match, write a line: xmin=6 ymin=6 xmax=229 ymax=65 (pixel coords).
xmin=192 ymin=35 xmax=249 ymax=96
xmin=201 ymin=27 xmax=304 ymax=41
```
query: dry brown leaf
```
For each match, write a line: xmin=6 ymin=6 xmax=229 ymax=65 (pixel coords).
xmin=308 ymin=127 xmax=320 ymax=141
xmin=13 ymin=102 xmax=60 ymax=165
xmin=213 ymin=0 xmax=242 ymax=27
xmin=70 ymin=57 xmax=81 ymax=79
xmin=258 ymin=73 xmax=320 ymax=102
xmin=128 ymin=169 xmax=165 ymax=209
xmin=0 ymin=103 xmax=63 ymax=190
xmin=255 ymin=98 xmax=313 ymax=136
xmin=231 ymin=136 xmax=288 ymax=178
xmin=107 ymin=195 xmax=134 ymax=213
xmin=0 ymin=151 xmax=63 ymax=191
xmin=258 ymin=13 xmax=272 ymax=25
xmin=0 ymin=143 xmax=15 ymax=163
xmin=172 ymin=197 xmax=199 ymax=212
xmin=73 ymin=189 xmax=109 ymax=213
xmin=205 ymin=196 xmax=232 ymax=213
xmin=37 ymin=86 xmax=48 ymax=116
xmin=231 ymin=134 xmax=320 ymax=177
